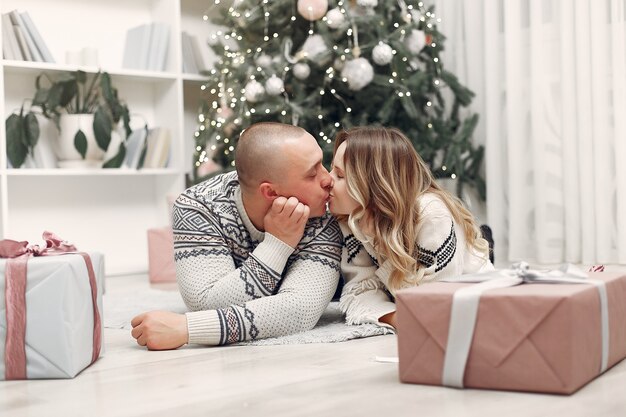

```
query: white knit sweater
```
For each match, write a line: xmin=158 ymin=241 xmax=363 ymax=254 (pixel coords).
xmin=173 ymin=172 xmax=342 ymax=345
xmin=339 ymin=192 xmax=494 ymax=329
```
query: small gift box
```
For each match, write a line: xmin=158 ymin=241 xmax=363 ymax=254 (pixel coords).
xmin=396 ymin=263 xmax=626 ymax=394
xmin=0 ymin=233 xmax=104 ymax=380
xmin=147 ymin=227 xmax=176 ymax=283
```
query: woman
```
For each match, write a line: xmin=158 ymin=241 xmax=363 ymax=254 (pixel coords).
xmin=328 ymin=126 xmax=494 ymax=329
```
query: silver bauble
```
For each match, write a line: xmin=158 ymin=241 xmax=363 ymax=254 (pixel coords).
xmin=341 ymin=57 xmax=374 ymax=91
xmin=293 ymin=63 xmax=311 ymax=80
xmin=325 ymin=8 xmax=345 ymax=29
xmin=265 ymin=75 xmax=284 ymax=95
xmin=244 ymin=80 xmax=265 ymax=103
xmin=372 ymin=42 xmax=393 ymax=65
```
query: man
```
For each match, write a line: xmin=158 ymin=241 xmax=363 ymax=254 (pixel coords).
xmin=131 ymin=122 xmax=342 ymax=349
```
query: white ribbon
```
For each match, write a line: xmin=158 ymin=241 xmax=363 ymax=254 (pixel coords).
xmin=284 ymin=38 xmax=298 ymax=64
xmin=440 ymin=262 xmax=609 ymax=388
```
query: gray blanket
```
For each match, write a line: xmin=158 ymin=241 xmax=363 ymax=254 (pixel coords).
xmin=103 ymin=289 xmax=394 ymax=345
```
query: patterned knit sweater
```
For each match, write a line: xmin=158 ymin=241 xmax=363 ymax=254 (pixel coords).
xmin=173 ymin=172 xmax=342 ymax=345
xmin=339 ymin=192 xmax=494 ymax=329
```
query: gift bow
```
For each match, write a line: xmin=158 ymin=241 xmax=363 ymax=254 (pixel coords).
xmin=439 ymin=262 xmax=609 ymax=388
xmin=0 ymin=231 xmax=77 ymax=259
xmin=1 ymin=232 xmax=101 ymax=380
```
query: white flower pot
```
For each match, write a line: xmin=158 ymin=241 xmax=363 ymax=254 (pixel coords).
xmin=55 ymin=114 xmax=105 ymax=168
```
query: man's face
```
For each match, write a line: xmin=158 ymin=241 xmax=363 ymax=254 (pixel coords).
xmin=274 ymin=132 xmax=332 ymax=217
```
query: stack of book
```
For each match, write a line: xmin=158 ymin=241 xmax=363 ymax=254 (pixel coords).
xmin=123 ymin=127 xmax=171 ymax=169
xmin=2 ymin=9 xmax=55 ymax=62
xmin=122 ymin=22 xmax=170 ymax=71
xmin=181 ymin=31 xmax=212 ymax=74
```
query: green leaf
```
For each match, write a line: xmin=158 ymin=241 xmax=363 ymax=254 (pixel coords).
xmin=74 ymin=129 xmax=87 ymax=158
xmin=75 ymin=70 xmax=87 ymax=84
xmin=6 ymin=114 xmax=28 ymax=168
xmin=32 ymin=87 xmax=49 ymax=106
xmin=59 ymin=80 xmax=78 ymax=108
xmin=100 ymin=72 xmax=114 ymax=103
xmin=83 ymin=72 xmax=102 ymax=113
xmin=121 ymin=106 xmax=132 ymax=137
xmin=102 ymin=143 xmax=126 ymax=168
xmin=46 ymin=83 xmax=63 ymax=110
xmin=55 ymin=72 xmax=75 ymax=83
xmin=93 ymin=106 xmax=112 ymax=151
xmin=35 ymin=73 xmax=45 ymax=90
xmin=23 ymin=112 xmax=40 ymax=148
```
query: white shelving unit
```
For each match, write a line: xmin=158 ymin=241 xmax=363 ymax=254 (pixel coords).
xmin=0 ymin=0 xmax=212 ymax=275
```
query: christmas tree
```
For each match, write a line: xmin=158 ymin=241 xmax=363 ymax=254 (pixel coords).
xmin=192 ymin=0 xmax=485 ymax=200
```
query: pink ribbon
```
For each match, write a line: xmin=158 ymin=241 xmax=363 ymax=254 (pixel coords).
xmin=1 ymin=231 xmax=101 ymax=380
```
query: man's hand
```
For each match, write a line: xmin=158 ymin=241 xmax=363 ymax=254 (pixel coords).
xmin=130 ymin=311 xmax=188 ymax=350
xmin=264 ymin=196 xmax=310 ymax=248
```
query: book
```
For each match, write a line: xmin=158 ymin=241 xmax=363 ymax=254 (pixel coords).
xmin=13 ymin=25 xmax=33 ymax=61
xmin=143 ymin=127 xmax=171 ymax=168
xmin=123 ymin=127 xmax=148 ymax=169
xmin=147 ymin=23 xmax=169 ymax=71
xmin=181 ymin=31 xmax=198 ymax=74
xmin=9 ymin=10 xmax=43 ymax=61
xmin=122 ymin=23 xmax=153 ymax=70
xmin=154 ymin=128 xmax=172 ymax=168
xmin=19 ymin=11 xmax=55 ymax=63
xmin=189 ymin=34 xmax=212 ymax=72
xmin=2 ymin=13 xmax=22 ymax=60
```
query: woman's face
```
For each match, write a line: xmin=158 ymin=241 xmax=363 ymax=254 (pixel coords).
xmin=329 ymin=141 xmax=360 ymax=216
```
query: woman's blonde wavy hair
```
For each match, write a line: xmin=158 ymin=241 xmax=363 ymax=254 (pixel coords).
xmin=334 ymin=126 xmax=489 ymax=292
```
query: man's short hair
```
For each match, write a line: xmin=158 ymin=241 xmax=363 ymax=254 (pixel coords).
xmin=235 ymin=122 xmax=306 ymax=189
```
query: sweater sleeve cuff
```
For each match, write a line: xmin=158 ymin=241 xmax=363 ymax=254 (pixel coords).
xmin=375 ymin=260 xmax=395 ymax=287
xmin=252 ymin=233 xmax=295 ymax=273
xmin=186 ymin=310 xmax=222 ymax=345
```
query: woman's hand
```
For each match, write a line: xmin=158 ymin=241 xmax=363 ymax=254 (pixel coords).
xmin=379 ymin=311 xmax=397 ymax=329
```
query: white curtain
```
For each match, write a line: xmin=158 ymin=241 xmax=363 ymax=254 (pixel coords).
xmin=434 ymin=0 xmax=626 ymax=265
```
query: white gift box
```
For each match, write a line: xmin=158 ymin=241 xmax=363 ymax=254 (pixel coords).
xmin=0 ymin=253 xmax=104 ymax=379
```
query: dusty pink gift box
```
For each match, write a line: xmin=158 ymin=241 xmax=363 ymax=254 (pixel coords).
xmin=147 ymin=227 xmax=176 ymax=283
xmin=396 ymin=272 xmax=626 ymax=394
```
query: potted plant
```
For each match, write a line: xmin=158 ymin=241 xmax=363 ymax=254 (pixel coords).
xmin=5 ymin=70 xmax=133 ymax=168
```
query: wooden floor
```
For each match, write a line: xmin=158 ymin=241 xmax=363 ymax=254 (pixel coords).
xmin=2 ymin=273 xmax=626 ymax=417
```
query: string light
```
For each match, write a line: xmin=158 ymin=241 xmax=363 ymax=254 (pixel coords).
xmin=192 ymin=0 xmax=475 ymax=191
